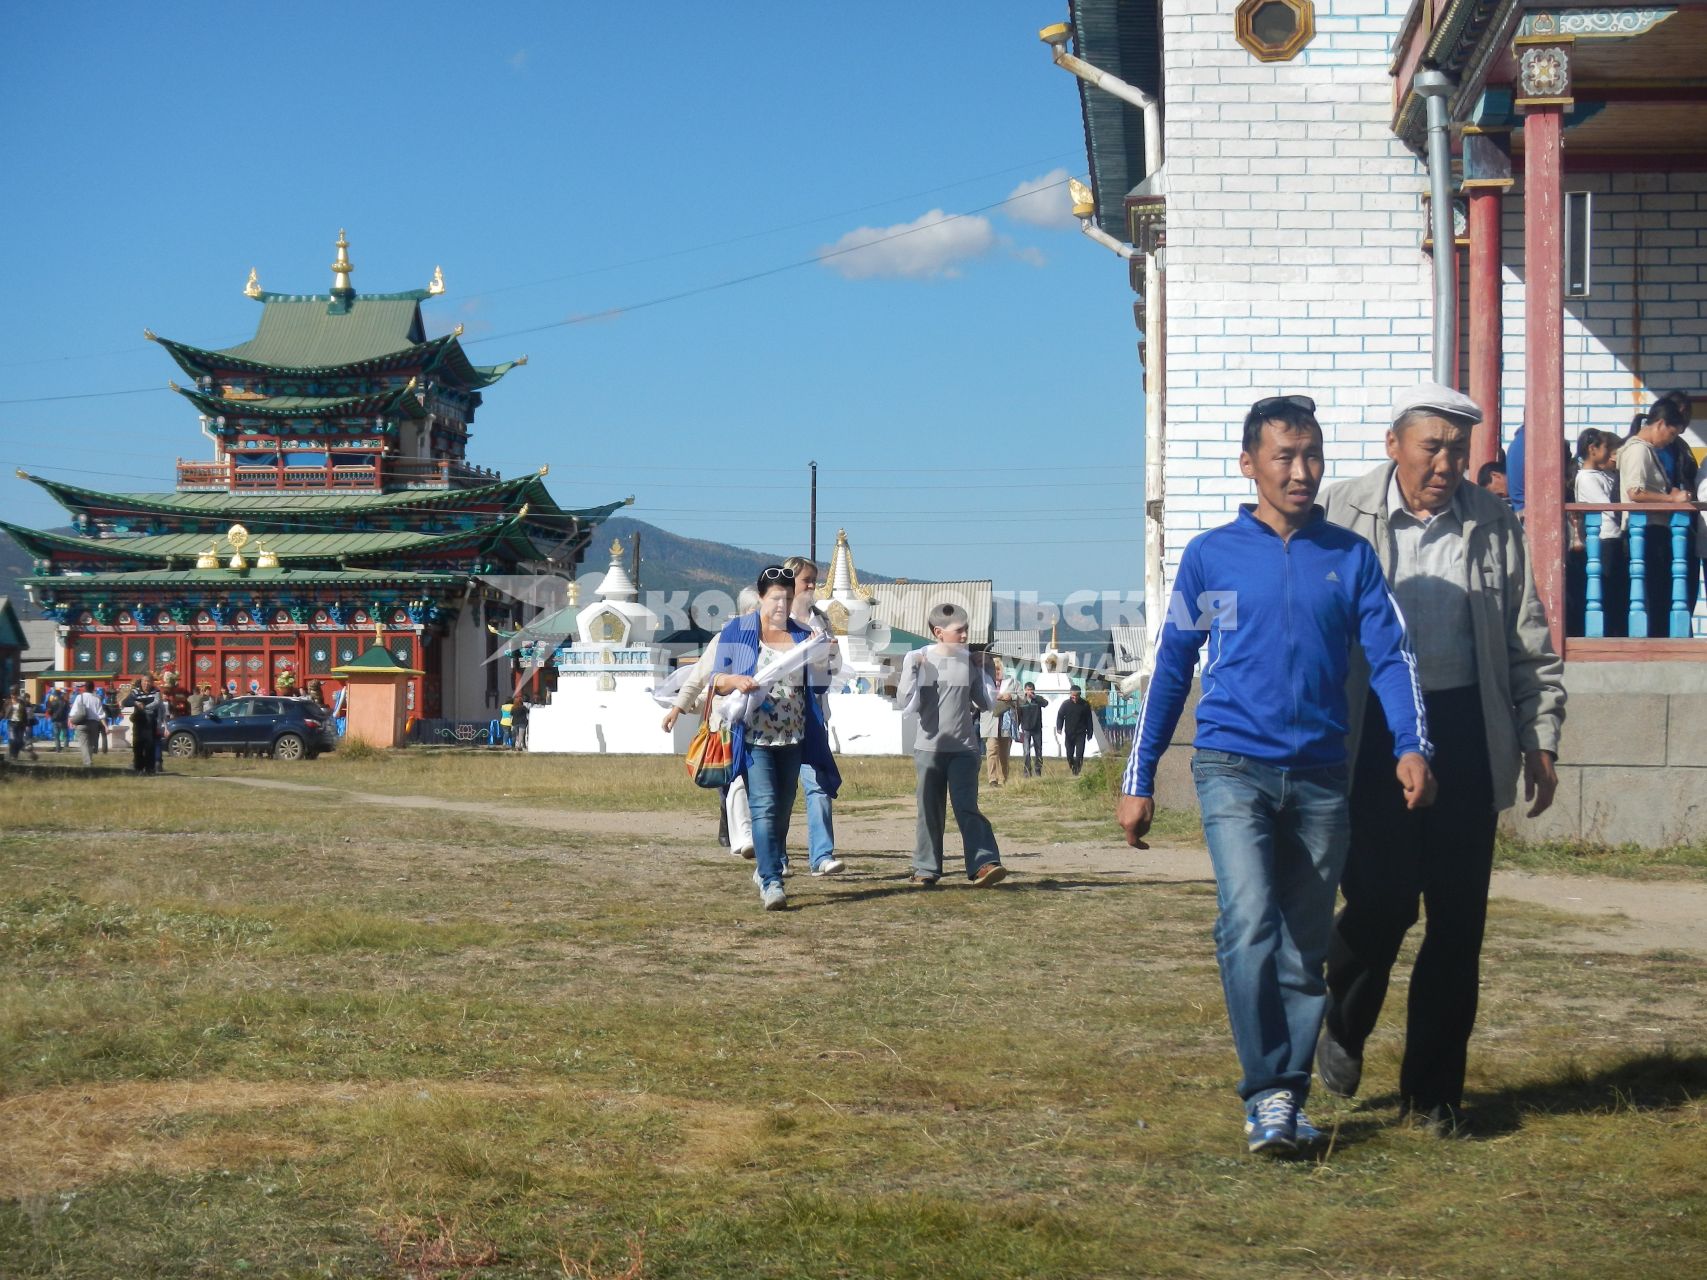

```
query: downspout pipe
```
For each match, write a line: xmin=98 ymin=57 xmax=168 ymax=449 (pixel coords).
xmin=1415 ymin=69 xmax=1457 ymax=385
xmin=1040 ymin=24 xmax=1163 ymax=179
xmin=1078 ymin=219 xmax=1138 ymax=259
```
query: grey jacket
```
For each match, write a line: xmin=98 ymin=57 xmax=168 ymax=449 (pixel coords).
xmin=1323 ymin=462 xmax=1566 ymax=810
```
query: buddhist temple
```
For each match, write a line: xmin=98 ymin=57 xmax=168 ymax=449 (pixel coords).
xmin=7 ymin=232 xmax=630 ymax=722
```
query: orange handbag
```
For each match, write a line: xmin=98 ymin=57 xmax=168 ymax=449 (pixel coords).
xmin=685 ymin=686 xmax=734 ymax=789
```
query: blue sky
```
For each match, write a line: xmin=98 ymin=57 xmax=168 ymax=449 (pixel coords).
xmin=0 ymin=1 xmax=1145 ymax=600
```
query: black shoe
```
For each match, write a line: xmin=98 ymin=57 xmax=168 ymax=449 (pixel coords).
xmin=1406 ymin=1102 xmax=1465 ymax=1138
xmin=1315 ymin=1025 xmax=1362 ymax=1099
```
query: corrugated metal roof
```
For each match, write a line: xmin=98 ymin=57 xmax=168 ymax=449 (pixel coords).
xmin=866 ymin=581 xmax=994 ymax=646
xmin=220 ymin=296 xmax=424 ymax=366
xmin=38 ymin=568 xmax=459 ymax=588
xmin=85 ymin=529 xmax=448 ymax=558
xmin=1069 ymin=0 xmax=1162 ymax=237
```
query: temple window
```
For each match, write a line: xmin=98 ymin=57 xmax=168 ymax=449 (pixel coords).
xmin=1235 ymin=0 xmax=1314 ymax=62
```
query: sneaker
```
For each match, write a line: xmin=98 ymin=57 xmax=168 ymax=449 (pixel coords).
xmin=736 ymin=843 xmax=756 ymax=860
xmin=1244 ymin=1091 xmax=1298 ymax=1156
xmin=1315 ymin=1025 xmax=1362 ymax=1099
xmin=1294 ymin=1110 xmax=1328 ymax=1153
xmin=760 ymin=884 xmax=787 ymax=911
xmin=811 ymin=857 xmax=846 ymax=877
xmin=780 ymin=856 xmax=792 ymax=879
xmin=973 ymin=863 xmax=1008 ymax=887
xmin=908 ymin=873 xmax=939 ymax=887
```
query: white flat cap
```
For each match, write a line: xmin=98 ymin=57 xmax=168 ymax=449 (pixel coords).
xmin=1392 ymin=382 xmax=1483 ymax=425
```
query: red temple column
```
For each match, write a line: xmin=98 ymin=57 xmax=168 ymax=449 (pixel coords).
xmin=1461 ymin=123 xmax=1512 ymax=476
xmin=1516 ymin=35 xmax=1573 ymax=656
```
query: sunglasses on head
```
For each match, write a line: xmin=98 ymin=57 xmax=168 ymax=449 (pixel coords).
xmin=1250 ymin=394 xmax=1317 ymax=417
xmin=759 ymin=565 xmax=795 ymax=582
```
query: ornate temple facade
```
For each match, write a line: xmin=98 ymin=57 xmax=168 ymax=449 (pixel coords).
xmin=7 ymin=233 xmax=629 ymax=721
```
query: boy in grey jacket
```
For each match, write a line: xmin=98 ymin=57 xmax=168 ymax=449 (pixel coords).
xmin=897 ymin=604 xmax=1007 ymax=887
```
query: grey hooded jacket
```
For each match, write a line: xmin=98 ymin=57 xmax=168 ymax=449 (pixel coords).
xmin=1323 ymin=461 xmax=1566 ymax=810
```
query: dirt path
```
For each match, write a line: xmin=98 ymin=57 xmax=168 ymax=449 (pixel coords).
xmin=202 ymin=774 xmax=1707 ymax=957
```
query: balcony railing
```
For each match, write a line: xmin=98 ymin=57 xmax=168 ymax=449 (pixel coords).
xmin=1567 ymin=502 xmax=1705 ymax=653
xmin=176 ymin=456 xmax=500 ymax=493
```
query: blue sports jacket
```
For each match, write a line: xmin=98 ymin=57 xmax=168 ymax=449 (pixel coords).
xmin=1122 ymin=506 xmax=1431 ymax=797
xmin=711 ymin=612 xmax=842 ymax=798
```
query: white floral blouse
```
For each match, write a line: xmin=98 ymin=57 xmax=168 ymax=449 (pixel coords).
xmin=748 ymin=645 xmax=806 ymax=747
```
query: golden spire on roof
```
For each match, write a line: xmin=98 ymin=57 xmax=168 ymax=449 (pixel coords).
xmin=568 ymin=578 xmax=582 ymax=606
xmin=244 ymin=268 xmax=262 ymax=299
xmin=330 ymin=229 xmax=354 ymax=294
xmin=610 ymin=537 xmax=624 ymax=558
xmin=428 ymin=265 xmax=446 ymax=295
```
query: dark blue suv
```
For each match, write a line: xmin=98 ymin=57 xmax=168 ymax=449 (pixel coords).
xmin=165 ymin=697 xmax=337 ymax=761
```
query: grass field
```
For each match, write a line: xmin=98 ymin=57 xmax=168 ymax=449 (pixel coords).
xmin=1 ymin=753 xmax=1703 ymax=1278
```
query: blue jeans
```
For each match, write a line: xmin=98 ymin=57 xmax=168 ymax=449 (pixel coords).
xmin=801 ymin=761 xmax=836 ymax=869
xmin=1192 ymin=748 xmax=1350 ymax=1107
xmin=747 ymin=743 xmax=802 ymax=890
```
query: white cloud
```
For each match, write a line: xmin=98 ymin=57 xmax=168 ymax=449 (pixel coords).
xmin=509 ymin=49 xmax=529 ymax=72
xmin=1013 ymin=246 xmax=1048 ymax=268
xmin=1002 ymin=168 xmax=1077 ymax=229
xmin=818 ymin=209 xmax=997 ymax=280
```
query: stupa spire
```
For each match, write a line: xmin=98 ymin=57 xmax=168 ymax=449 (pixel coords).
xmin=330 ymin=229 xmax=354 ymax=295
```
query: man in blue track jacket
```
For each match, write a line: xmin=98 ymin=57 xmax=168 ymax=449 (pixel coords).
xmin=1117 ymin=395 xmax=1437 ymax=1158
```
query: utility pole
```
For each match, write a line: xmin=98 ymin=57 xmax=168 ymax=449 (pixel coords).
xmin=809 ymin=461 xmax=818 ymax=563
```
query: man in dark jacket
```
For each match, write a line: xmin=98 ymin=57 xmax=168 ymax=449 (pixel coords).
xmin=1013 ymin=682 xmax=1049 ymax=777
xmin=1054 ymin=684 xmax=1096 ymax=776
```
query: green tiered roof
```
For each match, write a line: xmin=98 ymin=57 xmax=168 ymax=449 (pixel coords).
xmin=32 ymin=567 xmax=460 ymax=591
xmin=170 ymin=383 xmax=428 ymax=421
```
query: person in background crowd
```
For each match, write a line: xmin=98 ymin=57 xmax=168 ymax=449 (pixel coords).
xmin=1013 ymin=682 xmax=1049 ymax=778
xmin=1476 ymin=460 xmax=1508 ymax=501
xmin=1505 ymin=423 xmax=1526 ymax=516
xmin=897 ymin=603 xmax=1007 ymax=888
xmin=1568 ymin=428 xmax=1627 ymax=637
xmin=1617 ymin=393 xmax=1697 ymax=637
xmin=1120 ymin=391 xmax=1435 ymax=1158
xmin=94 ymin=686 xmax=111 ymax=753
xmin=1054 ymin=683 xmax=1096 ymax=777
xmin=45 ymin=686 xmax=70 ymax=752
xmin=192 ymin=683 xmax=215 ymax=716
xmin=706 ymin=565 xmax=841 ymax=911
xmin=1320 ymin=383 xmax=1566 ymax=1138
xmin=6 ymin=685 xmax=39 ymax=762
xmin=981 ymin=656 xmax=1017 ymax=787
xmin=511 ymin=696 xmax=530 ymax=752
xmin=783 ymin=554 xmax=844 ymax=876
xmin=69 ymin=680 xmax=104 ymax=767
xmin=123 ymin=675 xmax=163 ymax=776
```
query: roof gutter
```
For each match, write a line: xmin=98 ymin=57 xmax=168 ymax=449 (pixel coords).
xmin=1040 ymin=23 xmax=1163 ymax=180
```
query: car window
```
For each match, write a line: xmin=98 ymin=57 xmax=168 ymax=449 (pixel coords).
xmin=221 ymin=699 xmax=255 ymax=717
xmin=253 ymin=699 xmax=284 ymax=716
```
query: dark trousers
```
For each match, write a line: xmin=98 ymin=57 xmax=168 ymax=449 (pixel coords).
xmin=1064 ymin=732 xmax=1087 ymax=775
xmin=1021 ymin=732 xmax=1043 ymax=776
xmin=1326 ymin=685 xmax=1497 ymax=1111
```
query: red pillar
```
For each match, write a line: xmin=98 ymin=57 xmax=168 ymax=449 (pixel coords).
xmin=1521 ymin=100 xmax=1567 ymax=655
xmin=1466 ymin=186 xmax=1506 ymax=475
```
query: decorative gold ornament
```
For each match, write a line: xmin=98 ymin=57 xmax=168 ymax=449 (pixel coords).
xmin=610 ymin=537 xmax=624 ymax=557
xmin=244 ymin=268 xmax=262 ymax=299
xmin=255 ymin=544 xmax=280 ymax=570
xmin=330 ymin=229 xmax=354 ymax=293
xmin=226 ymin=524 xmax=250 ymax=571
xmin=428 ymin=265 xmax=446 ymax=295
xmin=1068 ymin=177 xmax=1095 ymax=218
xmin=196 ymin=542 xmax=220 ymax=570
xmin=568 ymin=579 xmax=581 ymax=606
xmin=373 ymin=618 xmax=385 ymax=643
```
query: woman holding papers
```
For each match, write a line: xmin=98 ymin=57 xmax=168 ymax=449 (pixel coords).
xmin=708 ymin=565 xmax=840 ymax=911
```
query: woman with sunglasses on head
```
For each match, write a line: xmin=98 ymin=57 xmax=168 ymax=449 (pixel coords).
xmin=708 ymin=565 xmax=841 ymax=910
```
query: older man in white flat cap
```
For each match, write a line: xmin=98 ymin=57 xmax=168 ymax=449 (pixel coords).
xmin=1317 ymin=383 xmax=1566 ymax=1136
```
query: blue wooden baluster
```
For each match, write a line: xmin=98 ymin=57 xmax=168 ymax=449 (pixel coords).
xmin=1629 ymin=513 xmax=1648 ymax=636
xmin=1584 ymin=511 xmax=1604 ymax=638
xmin=1671 ymin=512 xmax=1692 ymax=639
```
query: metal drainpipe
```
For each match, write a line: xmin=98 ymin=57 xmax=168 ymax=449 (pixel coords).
xmin=1042 ymin=25 xmax=1167 ymax=688
xmin=1416 ymin=69 xmax=1457 ymax=385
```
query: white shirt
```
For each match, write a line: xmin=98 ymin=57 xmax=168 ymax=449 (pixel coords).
xmin=1387 ymin=473 xmax=1478 ymax=692
xmin=1574 ymin=467 xmax=1621 ymax=539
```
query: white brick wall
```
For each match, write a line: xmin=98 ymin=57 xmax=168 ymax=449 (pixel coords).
xmin=1498 ymin=171 xmax=1707 ymax=454
xmin=1160 ymin=1 xmax=1431 ymax=579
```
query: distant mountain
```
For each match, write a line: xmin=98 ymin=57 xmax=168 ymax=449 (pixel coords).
xmin=594 ymin=517 xmax=896 ymax=600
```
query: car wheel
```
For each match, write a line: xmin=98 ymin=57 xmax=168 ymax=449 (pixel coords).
xmin=273 ymin=733 xmax=305 ymax=761
xmin=167 ymin=732 xmax=199 ymax=759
